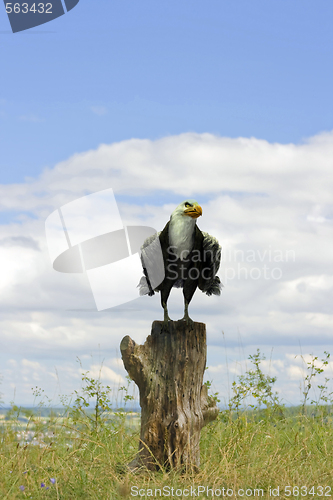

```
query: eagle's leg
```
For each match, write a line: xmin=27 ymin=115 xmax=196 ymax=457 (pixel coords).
xmin=180 ymin=280 xmax=197 ymax=330
xmin=161 ymin=302 xmax=172 ymax=332
xmin=160 ymin=281 xmax=174 ymax=332
xmin=163 ymin=302 xmax=171 ymax=322
xmin=180 ymin=299 xmax=194 ymax=330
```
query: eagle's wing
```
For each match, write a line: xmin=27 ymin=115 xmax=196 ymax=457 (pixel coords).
xmin=137 ymin=232 xmax=160 ymax=296
xmin=138 ymin=226 xmax=167 ymax=296
xmin=198 ymin=232 xmax=223 ymax=296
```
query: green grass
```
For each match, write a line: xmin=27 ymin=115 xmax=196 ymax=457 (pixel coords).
xmin=1 ymin=409 xmax=333 ymax=499
xmin=1 ymin=350 xmax=333 ymax=499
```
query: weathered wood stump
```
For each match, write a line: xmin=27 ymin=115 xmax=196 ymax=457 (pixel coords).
xmin=120 ymin=320 xmax=219 ymax=471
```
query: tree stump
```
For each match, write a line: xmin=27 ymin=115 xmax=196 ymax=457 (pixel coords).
xmin=120 ymin=320 xmax=219 ymax=471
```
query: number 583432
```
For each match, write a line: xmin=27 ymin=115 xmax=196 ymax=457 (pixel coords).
xmin=5 ymin=3 xmax=53 ymax=14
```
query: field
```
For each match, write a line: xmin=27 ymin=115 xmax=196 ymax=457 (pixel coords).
xmin=1 ymin=351 xmax=333 ymax=499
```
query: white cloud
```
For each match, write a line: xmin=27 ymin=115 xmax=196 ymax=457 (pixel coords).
xmin=287 ymin=365 xmax=305 ymax=380
xmin=22 ymin=359 xmax=42 ymax=370
xmin=207 ymin=364 xmax=225 ymax=374
xmin=88 ymin=364 xmax=124 ymax=385
xmin=1 ymin=130 xmax=333 ymax=405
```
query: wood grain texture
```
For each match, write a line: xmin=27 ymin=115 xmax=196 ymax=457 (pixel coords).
xmin=120 ymin=320 xmax=218 ymax=471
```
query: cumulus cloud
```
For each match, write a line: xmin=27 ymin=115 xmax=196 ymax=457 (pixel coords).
xmin=0 ymin=236 xmax=40 ymax=251
xmin=88 ymin=364 xmax=124 ymax=384
xmin=0 ymin=131 xmax=333 ymax=405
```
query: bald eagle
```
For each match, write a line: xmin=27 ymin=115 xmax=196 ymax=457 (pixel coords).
xmin=138 ymin=200 xmax=222 ymax=329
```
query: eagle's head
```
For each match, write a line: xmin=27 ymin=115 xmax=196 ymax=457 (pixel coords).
xmin=171 ymin=200 xmax=203 ymax=220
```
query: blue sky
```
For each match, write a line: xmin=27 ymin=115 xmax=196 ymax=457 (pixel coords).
xmin=1 ymin=1 xmax=333 ymax=406
xmin=1 ymin=0 xmax=333 ymax=183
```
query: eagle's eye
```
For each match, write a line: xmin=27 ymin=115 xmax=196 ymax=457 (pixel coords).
xmin=184 ymin=202 xmax=191 ymax=208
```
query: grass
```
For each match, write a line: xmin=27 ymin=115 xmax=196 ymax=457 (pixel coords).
xmin=1 ymin=410 xmax=333 ymax=499
xmin=1 ymin=351 xmax=333 ymax=499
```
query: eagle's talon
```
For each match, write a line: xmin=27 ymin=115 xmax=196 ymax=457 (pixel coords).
xmin=161 ymin=305 xmax=172 ymax=333
xmin=161 ymin=317 xmax=171 ymax=333
xmin=180 ymin=314 xmax=194 ymax=330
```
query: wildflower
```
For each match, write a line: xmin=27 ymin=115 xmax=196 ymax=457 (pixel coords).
xmin=19 ymin=485 xmax=25 ymax=491
xmin=23 ymin=471 xmax=28 ymax=474
xmin=41 ymin=482 xmax=45 ymax=487
xmin=50 ymin=478 xmax=56 ymax=484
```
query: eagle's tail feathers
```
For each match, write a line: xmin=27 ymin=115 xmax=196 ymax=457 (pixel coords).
xmin=204 ymin=276 xmax=224 ymax=296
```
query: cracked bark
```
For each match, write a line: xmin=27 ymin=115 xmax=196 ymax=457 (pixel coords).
xmin=120 ymin=320 xmax=218 ymax=471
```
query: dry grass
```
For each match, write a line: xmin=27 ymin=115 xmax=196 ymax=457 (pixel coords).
xmin=1 ymin=410 xmax=333 ymax=499
xmin=1 ymin=350 xmax=332 ymax=498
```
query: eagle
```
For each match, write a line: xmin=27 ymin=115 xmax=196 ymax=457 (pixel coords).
xmin=138 ymin=200 xmax=222 ymax=330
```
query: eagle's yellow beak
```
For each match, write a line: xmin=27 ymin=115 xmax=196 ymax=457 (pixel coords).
xmin=184 ymin=204 xmax=202 ymax=219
